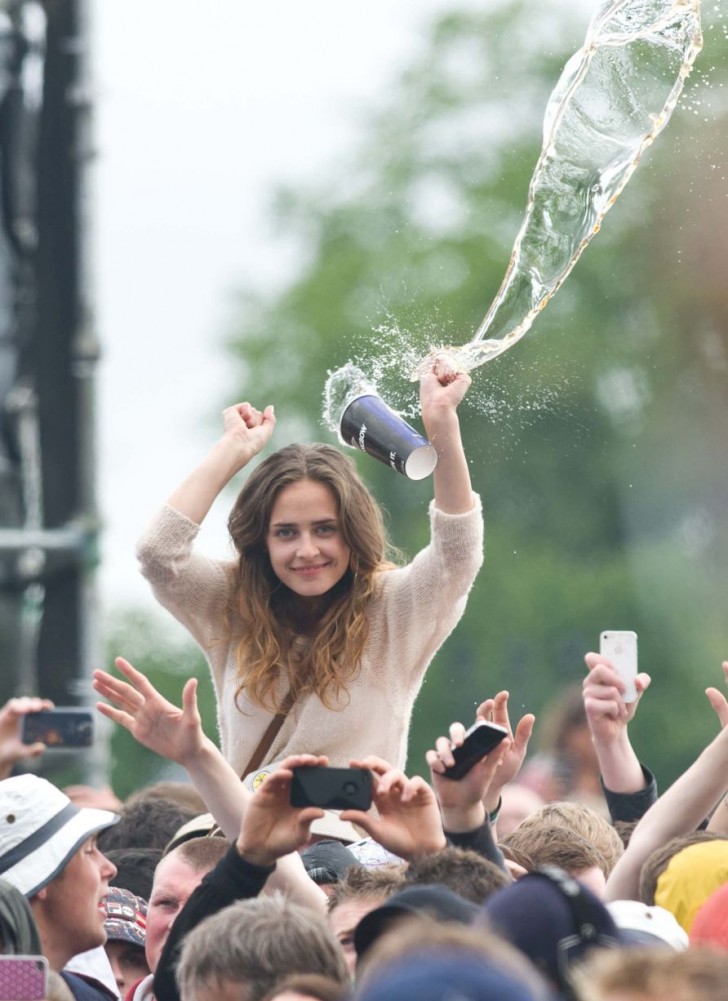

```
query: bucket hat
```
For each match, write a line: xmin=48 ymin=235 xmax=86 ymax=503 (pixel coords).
xmin=0 ymin=774 xmax=119 ymax=897
xmin=102 ymin=886 xmax=147 ymax=946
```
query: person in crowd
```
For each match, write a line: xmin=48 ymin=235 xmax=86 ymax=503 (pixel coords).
xmin=100 ymin=887 xmax=150 ymax=997
xmin=518 ymin=801 xmax=624 ymax=877
xmin=259 ymin=972 xmax=350 ymax=1001
xmin=135 ymin=356 xmax=482 ymax=778
xmin=572 ymin=945 xmax=728 ymax=1001
xmin=581 ymin=651 xmax=655 ymax=824
xmin=499 ymin=826 xmax=609 ymax=896
xmin=174 ymin=896 xmax=348 ymax=1001
xmin=604 ymin=661 xmax=728 ymax=902
xmin=404 ymin=846 xmax=510 ymax=903
xmin=0 ymin=876 xmax=42 ymax=954
xmin=0 ymin=695 xmax=54 ymax=779
xmin=354 ymin=922 xmax=555 ymax=1001
xmin=130 ymin=835 xmax=230 ymax=1001
xmin=103 ymin=848 xmax=163 ymax=903
xmin=326 ymin=866 xmax=406 ymax=977
xmin=0 ymin=774 xmax=119 ymax=1000
xmin=481 ymin=866 xmax=623 ymax=999
xmin=97 ymin=789 xmax=203 ymax=854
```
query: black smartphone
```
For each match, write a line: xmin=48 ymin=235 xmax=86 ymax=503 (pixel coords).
xmin=21 ymin=708 xmax=94 ymax=748
xmin=290 ymin=766 xmax=373 ymax=811
xmin=441 ymin=720 xmax=508 ymax=780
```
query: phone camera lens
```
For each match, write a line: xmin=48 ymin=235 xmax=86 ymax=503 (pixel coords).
xmin=343 ymin=782 xmax=358 ymax=796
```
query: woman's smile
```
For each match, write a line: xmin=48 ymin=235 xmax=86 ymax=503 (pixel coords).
xmin=267 ymin=478 xmax=351 ymax=599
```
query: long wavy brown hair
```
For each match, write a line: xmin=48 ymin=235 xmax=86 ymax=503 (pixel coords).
xmin=227 ymin=443 xmax=394 ymax=712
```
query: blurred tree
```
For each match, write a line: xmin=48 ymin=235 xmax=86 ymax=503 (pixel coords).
xmin=106 ymin=0 xmax=728 ymax=793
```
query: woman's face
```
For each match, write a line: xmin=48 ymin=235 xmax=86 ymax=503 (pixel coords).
xmin=266 ymin=478 xmax=351 ymax=600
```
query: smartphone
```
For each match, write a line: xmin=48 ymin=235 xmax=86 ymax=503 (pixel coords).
xmin=20 ymin=708 xmax=94 ymax=748
xmin=600 ymin=630 xmax=638 ymax=702
xmin=290 ymin=766 xmax=373 ymax=811
xmin=442 ymin=720 xmax=509 ymax=780
xmin=0 ymin=956 xmax=48 ymax=1001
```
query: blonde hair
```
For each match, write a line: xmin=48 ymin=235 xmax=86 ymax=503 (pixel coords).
xmin=227 ymin=443 xmax=393 ymax=712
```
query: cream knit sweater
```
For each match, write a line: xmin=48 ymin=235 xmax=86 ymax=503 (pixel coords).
xmin=137 ymin=497 xmax=483 ymax=774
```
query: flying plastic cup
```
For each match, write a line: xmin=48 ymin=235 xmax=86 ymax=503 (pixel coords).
xmin=339 ymin=393 xmax=438 ymax=480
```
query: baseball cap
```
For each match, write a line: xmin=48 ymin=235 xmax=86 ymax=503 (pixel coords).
xmin=354 ymin=884 xmax=480 ymax=959
xmin=354 ymin=951 xmax=552 ymax=1001
xmin=481 ymin=867 xmax=622 ymax=990
xmin=0 ymin=774 xmax=119 ymax=897
xmin=607 ymin=899 xmax=689 ymax=950
xmin=102 ymin=887 xmax=147 ymax=947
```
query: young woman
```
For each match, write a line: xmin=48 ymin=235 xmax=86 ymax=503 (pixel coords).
xmin=136 ymin=358 xmax=483 ymax=776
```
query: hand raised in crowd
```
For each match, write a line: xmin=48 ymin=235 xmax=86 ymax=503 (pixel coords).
xmin=426 ymin=715 xmax=510 ymax=834
xmin=93 ymin=657 xmax=207 ymax=767
xmin=0 ymin=695 xmax=54 ymax=780
xmin=343 ymin=755 xmax=447 ymax=861
xmin=582 ymin=650 xmax=650 ymax=794
xmin=583 ymin=651 xmax=651 ymax=742
xmin=236 ymin=755 xmax=328 ymax=868
xmin=221 ymin=401 xmax=276 ymax=467
xmin=474 ymin=691 xmax=535 ymax=819
xmin=705 ymin=661 xmax=728 ymax=729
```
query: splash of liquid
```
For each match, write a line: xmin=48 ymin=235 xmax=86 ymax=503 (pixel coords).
xmin=322 ymin=362 xmax=377 ymax=435
xmin=413 ymin=0 xmax=703 ymax=377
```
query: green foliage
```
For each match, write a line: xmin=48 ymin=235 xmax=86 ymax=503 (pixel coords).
xmin=109 ymin=0 xmax=728 ymax=795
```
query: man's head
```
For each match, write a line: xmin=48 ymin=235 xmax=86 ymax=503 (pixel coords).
xmin=0 ymin=774 xmax=119 ymax=970
xmin=145 ymin=835 xmax=230 ymax=974
xmin=176 ymin=895 xmax=349 ymax=1001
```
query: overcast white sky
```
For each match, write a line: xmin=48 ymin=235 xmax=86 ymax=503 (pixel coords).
xmin=92 ymin=2 xmax=476 ymax=609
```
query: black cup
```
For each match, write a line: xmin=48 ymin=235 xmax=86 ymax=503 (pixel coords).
xmin=339 ymin=393 xmax=438 ymax=480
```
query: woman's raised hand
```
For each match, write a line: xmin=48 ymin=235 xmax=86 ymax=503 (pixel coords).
xmin=222 ymin=402 xmax=276 ymax=465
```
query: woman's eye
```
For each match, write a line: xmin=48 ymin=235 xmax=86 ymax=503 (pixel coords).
xmin=317 ymin=524 xmax=336 ymax=535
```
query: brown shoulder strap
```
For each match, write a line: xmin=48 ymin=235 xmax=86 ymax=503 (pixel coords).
xmin=242 ymin=690 xmax=296 ymax=779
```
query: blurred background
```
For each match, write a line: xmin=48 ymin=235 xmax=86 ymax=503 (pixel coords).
xmin=1 ymin=0 xmax=726 ymax=798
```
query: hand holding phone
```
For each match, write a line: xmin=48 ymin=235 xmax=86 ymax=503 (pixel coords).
xmin=290 ymin=766 xmax=373 ymax=811
xmin=599 ymin=630 xmax=638 ymax=703
xmin=441 ymin=720 xmax=509 ymax=780
xmin=20 ymin=708 xmax=94 ymax=748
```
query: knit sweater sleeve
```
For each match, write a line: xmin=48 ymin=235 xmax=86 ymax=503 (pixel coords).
xmin=136 ymin=504 xmax=235 ymax=652
xmin=367 ymin=493 xmax=484 ymax=686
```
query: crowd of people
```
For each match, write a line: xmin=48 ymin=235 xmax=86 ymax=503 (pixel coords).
xmin=3 ymin=359 xmax=728 ymax=1001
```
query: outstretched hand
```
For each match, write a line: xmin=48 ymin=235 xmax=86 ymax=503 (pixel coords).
xmin=705 ymin=661 xmax=728 ymax=729
xmin=474 ymin=692 xmax=535 ymax=815
xmin=236 ymin=755 xmax=327 ymax=867
xmin=342 ymin=756 xmax=446 ymax=861
xmin=93 ymin=657 xmax=206 ymax=766
xmin=0 ymin=696 xmax=55 ymax=780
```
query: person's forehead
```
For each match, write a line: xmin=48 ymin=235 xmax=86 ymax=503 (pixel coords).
xmin=153 ymin=853 xmax=199 ymax=888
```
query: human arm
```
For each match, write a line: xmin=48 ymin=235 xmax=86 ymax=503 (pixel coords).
xmin=165 ymin=401 xmax=275 ymax=525
xmin=605 ymin=705 xmax=728 ymax=901
xmin=463 ymin=692 xmax=536 ymax=830
xmin=94 ymin=659 xmax=325 ymax=910
xmin=426 ymin=715 xmax=510 ymax=870
xmin=583 ymin=651 xmax=651 ymax=796
xmin=94 ymin=657 xmax=250 ymax=837
xmin=342 ymin=756 xmax=447 ymax=861
xmin=419 ymin=355 xmax=474 ymax=515
xmin=0 ymin=696 xmax=55 ymax=780
xmin=704 ymin=662 xmax=728 ymax=833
